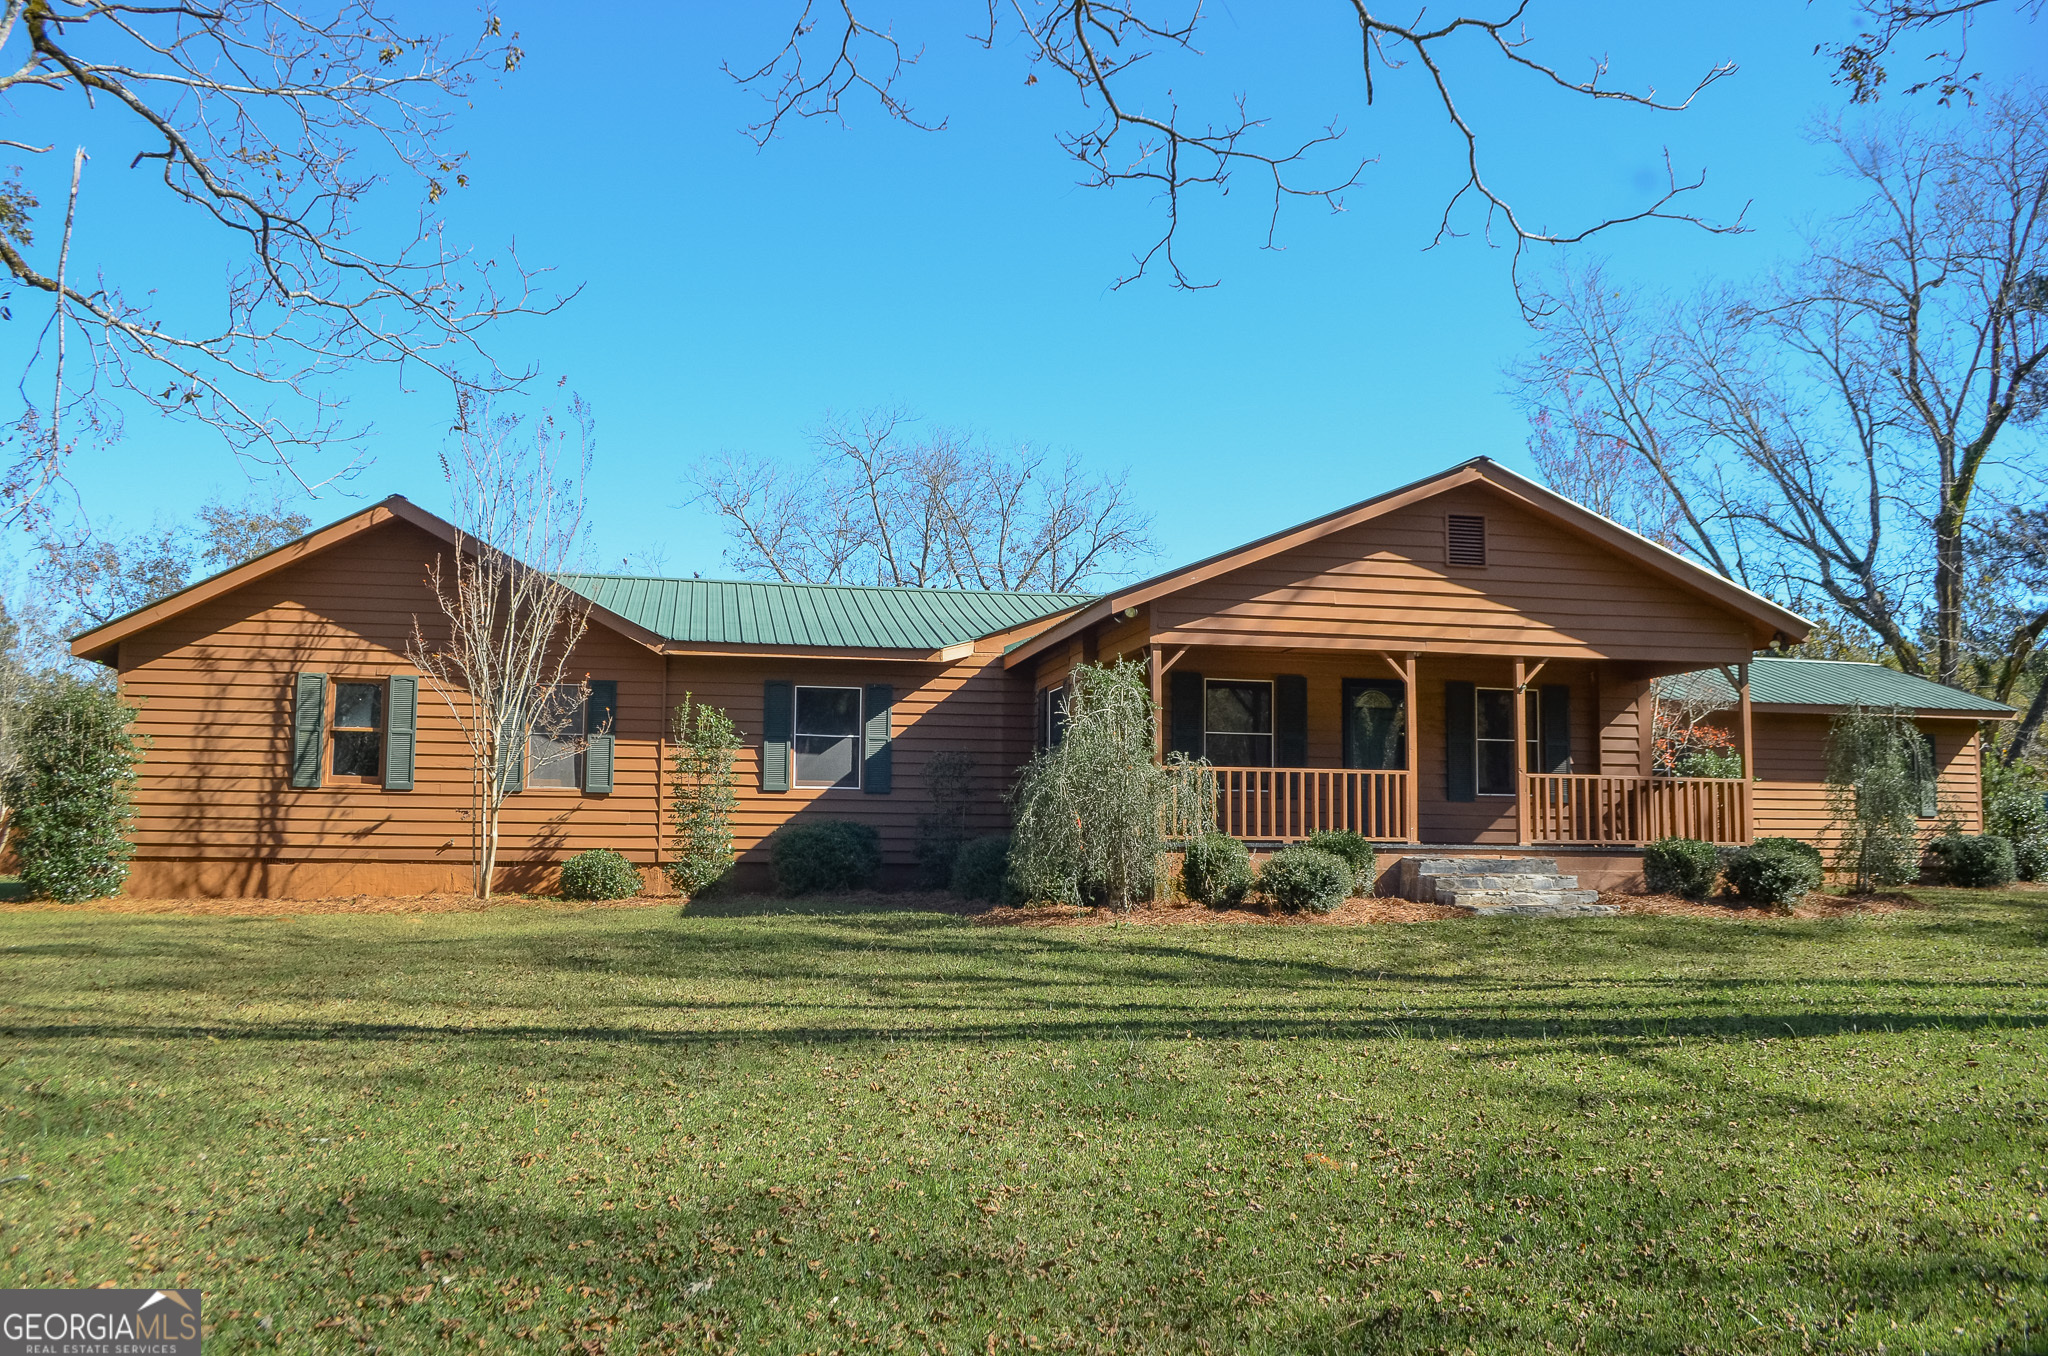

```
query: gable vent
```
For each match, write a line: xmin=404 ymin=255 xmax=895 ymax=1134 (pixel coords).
xmin=1446 ymin=514 xmax=1488 ymax=568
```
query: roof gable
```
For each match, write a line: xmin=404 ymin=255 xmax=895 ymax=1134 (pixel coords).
xmin=1003 ymin=458 xmax=1812 ymax=667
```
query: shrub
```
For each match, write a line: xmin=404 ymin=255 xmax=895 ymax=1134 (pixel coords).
xmin=1257 ymin=846 xmax=1351 ymax=914
xmin=1007 ymin=661 xmax=1211 ymax=909
xmin=1924 ymin=834 xmax=2017 ymax=888
xmin=1643 ymin=837 xmax=1720 ymax=899
xmin=1723 ymin=838 xmax=1823 ymax=906
xmin=666 ymin=694 xmax=741 ymax=897
xmin=1983 ymin=758 xmax=2048 ymax=881
xmin=4 ymin=680 xmax=143 ymax=902
xmin=915 ymin=751 xmax=977 ymax=888
xmin=1303 ymin=830 xmax=1377 ymax=895
xmin=1180 ymin=833 xmax=1254 ymax=907
xmin=950 ymin=835 xmax=1011 ymax=903
xmin=771 ymin=820 xmax=883 ymax=895
xmin=559 ymin=848 xmax=642 ymax=901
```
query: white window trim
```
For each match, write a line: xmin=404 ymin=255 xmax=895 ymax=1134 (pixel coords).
xmin=794 ymin=684 xmax=864 ymax=790
xmin=1474 ymin=686 xmax=1540 ymax=798
xmin=1204 ymin=677 xmax=1276 ymax=768
xmin=527 ymin=683 xmax=588 ymax=790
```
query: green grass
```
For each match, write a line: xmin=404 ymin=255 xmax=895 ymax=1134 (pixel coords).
xmin=2 ymin=892 xmax=2045 ymax=1354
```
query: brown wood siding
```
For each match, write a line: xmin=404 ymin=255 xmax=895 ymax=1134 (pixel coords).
xmin=115 ymin=519 xmax=668 ymax=892
xmin=666 ymin=630 xmax=1039 ymax=871
xmin=1149 ymin=485 xmax=1759 ymax=665
xmin=1751 ymin=714 xmax=1984 ymax=844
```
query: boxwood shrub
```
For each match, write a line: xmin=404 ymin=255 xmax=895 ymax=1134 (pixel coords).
xmin=1302 ymin=830 xmax=1377 ymax=895
xmin=1180 ymin=833 xmax=1254 ymax=908
xmin=1723 ymin=837 xmax=1823 ymax=906
xmin=1924 ymin=833 xmax=2017 ymax=888
xmin=558 ymin=848 xmax=642 ymax=901
xmin=1257 ymin=845 xmax=1351 ymax=914
xmin=950 ymin=835 xmax=1012 ymax=903
xmin=771 ymin=820 xmax=883 ymax=895
xmin=4 ymin=680 xmax=144 ymax=903
xmin=1644 ymin=836 xmax=1720 ymax=899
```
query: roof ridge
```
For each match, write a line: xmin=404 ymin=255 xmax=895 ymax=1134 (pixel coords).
xmin=556 ymin=570 xmax=1096 ymax=598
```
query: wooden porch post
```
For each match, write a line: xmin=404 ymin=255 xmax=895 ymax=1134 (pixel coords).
xmin=1404 ymin=652 xmax=1420 ymax=843
xmin=1738 ymin=661 xmax=1754 ymax=844
xmin=1513 ymin=658 xmax=1529 ymax=846
xmin=1149 ymin=644 xmax=1165 ymax=763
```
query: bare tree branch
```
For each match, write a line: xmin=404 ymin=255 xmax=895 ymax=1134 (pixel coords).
xmin=731 ymin=2 xmax=1744 ymax=299
xmin=0 ymin=0 xmax=571 ymax=523
xmin=1819 ymin=0 xmax=2045 ymax=104
xmin=686 ymin=409 xmax=1155 ymax=592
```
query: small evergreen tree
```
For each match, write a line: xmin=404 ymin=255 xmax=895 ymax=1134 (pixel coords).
xmin=1983 ymin=757 xmax=2048 ymax=881
xmin=1007 ymin=660 xmax=1208 ymax=910
xmin=1825 ymin=706 xmax=1926 ymax=892
xmin=5 ymin=680 xmax=144 ymax=902
xmin=666 ymin=694 xmax=741 ymax=898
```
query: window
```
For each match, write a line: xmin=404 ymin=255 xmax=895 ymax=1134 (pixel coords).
xmin=795 ymin=686 xmax=863 ymax=789
xmin=329 ymin=681 xmax=383 ymax=780
xmin=1913 ymin=730 xmax=1938 ymax=819
xmin=1446 ymin=514 xmax=1487 ymax=567
xmin=1205 ymin=679 xmax=1273 ymax=766
xmin=1474 ymin=687 xmax=1540 ymax=796
xmin=1038 ymin=684 xmax=1068 ymax=750
xmin=527 ymin=685 xmax=586 ymax=789
xmin=1343 ymin=679 xmax=1407 ymax=770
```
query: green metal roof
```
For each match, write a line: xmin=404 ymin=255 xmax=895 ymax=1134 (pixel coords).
xmin=1686 ymin=657 xmax=2015 ymax=715
xmin=558 ymin=574 xmax=1092 ymax=650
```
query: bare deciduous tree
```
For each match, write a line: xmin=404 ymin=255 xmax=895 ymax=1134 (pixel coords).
xmin=731 ymin=3 xmax=1745 ymax=297
xmin=408 ymin=396 xmax=595 ymax=898
xmin=1511 ymin=86 xmax=2048 ymax=691
xmin=688 ymin=408 xmax=1154 ymax=592
xmin=32 ymin=492 xmax=311 ymax=631
xmin=0 ymin=0 xmax=568 ymax=521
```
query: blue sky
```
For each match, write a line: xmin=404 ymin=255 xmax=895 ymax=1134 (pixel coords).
xmin=16 ymin=1 xmax=2048 ymax=579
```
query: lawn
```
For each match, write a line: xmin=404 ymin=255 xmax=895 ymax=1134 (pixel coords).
xmin=1 ymin=891 xmax=2044 ymax=1354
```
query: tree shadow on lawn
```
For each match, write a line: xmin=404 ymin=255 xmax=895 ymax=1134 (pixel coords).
xmin=166 ymin=1171 xmax=2043 ymax=1355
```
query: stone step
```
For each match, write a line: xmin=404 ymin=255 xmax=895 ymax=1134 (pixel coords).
xmin=1435 ymin=887 xmax=1602 ymax=909
xmin=1416 ymin=872 xmax=1580 ymax=893
xmin=1405 ymin=857 xmax=1561 ymax=877
xmin=1445 ymin=897 xmax=1619 ymax=919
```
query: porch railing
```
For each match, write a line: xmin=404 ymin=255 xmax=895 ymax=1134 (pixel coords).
xmin=1210 ymin=767 xmax=1411 ymax=842
xmin=1524 ymin=774 xmax=1747 ymax=846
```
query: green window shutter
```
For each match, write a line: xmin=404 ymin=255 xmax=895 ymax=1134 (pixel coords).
xmin=291 ymin=672 xmax=327 ymax=789
xmin=584 ymin=680 xmax=618 ymax=794
xmin=761 ymin=681 xmax=793 ymax=793
xmin=863 ymin=684 xmax=893 ymax=794
xmin=1539 ymin=684 xmax=1572 ymax=775
xmin=1274 ymin=674 xmax=1308 ymax=767
xmin=1444 ymin=680 xmax=1476 ymax=803
xmin=384 ymin=674 xmax=418 ymax=791
xmin=1168 ymin=670 xmax=1204 ymax=759
xmin=497 ymin=708 xmax=525 ymax=797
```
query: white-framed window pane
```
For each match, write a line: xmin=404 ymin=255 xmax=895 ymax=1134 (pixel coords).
xmin=528 ymin=685 xmax=586 ymax=789
xmin=796 ymin=686 xmax=862 ymax=789
xmin=1208 ymin=732 xmax=1273 ymax=766
xmin=1475 ymin=687 xmax=1517 ymax=796
xmin=1205 ymin=680 xmax=1273 ymax=766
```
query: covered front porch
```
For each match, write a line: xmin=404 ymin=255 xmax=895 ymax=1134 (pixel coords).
xmin=1141 ymin=646 xmax=1757 ymax=849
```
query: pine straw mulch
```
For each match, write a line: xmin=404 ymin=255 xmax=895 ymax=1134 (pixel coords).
xmin=0 ymin=892 xmax=672 ymax=918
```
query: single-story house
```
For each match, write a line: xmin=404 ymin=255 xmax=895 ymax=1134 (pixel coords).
xmin=70 ymin=458 xmax=2014 ymax=897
